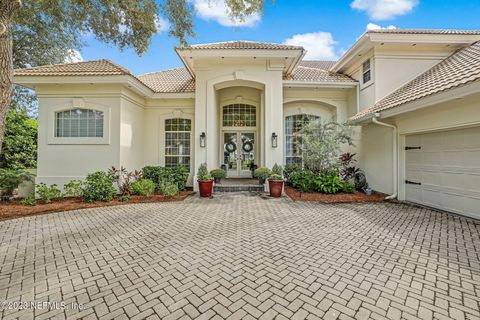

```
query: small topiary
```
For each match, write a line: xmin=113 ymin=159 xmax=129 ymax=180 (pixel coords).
xmin=272 ymin=163 xmax=283 ymax=176
xmin=82 ymin=171 xmax=116 ymax=202
xmin=36 ymin=183 xmax=62 ymax=203
xmin=132 ymin=179 xmax=156 ymax=196
xmin=269 ymin=174 xmax=283 ymax=181
xmin=197 ymin=163 xmax=212 ymax=181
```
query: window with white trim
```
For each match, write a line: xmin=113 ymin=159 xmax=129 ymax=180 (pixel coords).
xmin=222 ymin=104 xmax=256 ymax=127
xmin=362 ymin=59 xmax=372 ymax=84
xmin=55 ymin=108 xmax=104 ymax=137
xmin=285 ymin=114 xmax=320 ymax=165
xmin=165 ymin=118 xmax=191 ymax=169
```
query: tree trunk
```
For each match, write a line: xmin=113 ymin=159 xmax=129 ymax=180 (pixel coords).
xmin=0 ymin=0 xmax=22 ymax=154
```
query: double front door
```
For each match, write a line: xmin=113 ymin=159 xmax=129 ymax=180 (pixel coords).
xmin=223 ymin=131 xmax=256 ymax=177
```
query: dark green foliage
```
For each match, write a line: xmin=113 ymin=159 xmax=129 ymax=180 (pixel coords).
xmin=36 ymin=183 xmax=62 ymax=203
xmin=0 ymin=169 xmax=33 ymax=196
xmin=283 ymin=164 xmax=301 ymax=181
xmin=289 ymin=170 xmax=316 ymax=193
xmin=0 ymin=110 xmax=37 ymax=170
xmin=132 ymin=179 xmax=156 ymax=196
xmin=253 ymin=167 xmax=271 ymax=180
xmin=118 ymin=195 xmax=130 ymax=202
xmin=197 ymin=163 xmax=212 ymax=181
xmin=342 ymin=183 xmax=356 ymax=194
xmin=20 ymin=195 xmax=36 ymax=206
xmin=82 ymin=171 xmax=116 ymax=202
xmin=142 ymin=165 xmax=189 ymax=191
xmin=314 ymin=172 xmax=345 ymax=194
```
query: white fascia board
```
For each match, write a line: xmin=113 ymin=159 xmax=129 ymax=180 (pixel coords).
xmin=283 ymin=81 xmax=358 ymax=89
xmin=368 ymin=33 xmax=480 ymax=45
xmin=331 ymin=33 xmax=370 ymax=73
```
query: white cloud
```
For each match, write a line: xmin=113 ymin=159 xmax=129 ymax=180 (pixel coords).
xmin=65 ymin=49 xmax=83 ymax=63
xmin=366 ymin=22 xmax=397 ymax=31
xmin=155 ymin=16 xmax=170 ymax=33
xmin=351 ymin=0 xmax=418 ymax=20
xmin=194 ymin=0 xmax=261 ymax=27
xmin=284 ymin=32 xmax=338 ymax=60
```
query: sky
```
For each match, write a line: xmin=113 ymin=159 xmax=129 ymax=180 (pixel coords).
xmin=78 ymin=0 xmax=480 ymax=75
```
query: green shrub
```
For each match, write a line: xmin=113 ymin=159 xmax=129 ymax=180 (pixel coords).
xmin=20 ymin=195 xmax=36 ymax=206
xmin=36 ymin=183 xmax=62 ymax=203
xmin=272 ymin=163 xmax=283 ymax=176
xmin=160 ymin=182 xmax=179 ymax=197
xmin=289 ymin=170 xmax=316 ymax=193
xmin=197 ymin=163 xmax=212 ymax=181
xmin=118 ymin=195 xmax=130 ymax=202
xmin=142 ymin=165 xmax=189 ymax=191
xmin=63 ymin=180 xmax=84 ymax=197
xmin=342 ymin=182 xmax=356 ymax=194
xmin=132 ymin=179 xmax=156 ymax=196
xmin=254 ymin=167 xmax=271 ymax=180
xmin=283 ymin=164 xmax=301 ymax=181
xmin=210 ymin=168 xmax=226 ymax=179
xmin=0 ymin=169 xmax=33 ymax=197
xmin=314 ymin=172 xmax=345 ymax=194
xmin=82 ymin=171 xmax=116 ymax=202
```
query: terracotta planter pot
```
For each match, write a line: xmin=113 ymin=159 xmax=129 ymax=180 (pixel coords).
xmin=269 ymin=180 xmax=284 ymax=198
xmin=198 ymin=180 xmax=214 ymax=198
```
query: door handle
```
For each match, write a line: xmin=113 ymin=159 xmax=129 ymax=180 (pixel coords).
xmin=405 ymin=180 xmax=421 ymax=185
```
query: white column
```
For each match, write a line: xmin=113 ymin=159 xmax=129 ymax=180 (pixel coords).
xmin=193 ymin=79 xmax=207 ymax=191
xmin=263 ymin=76 xmax=284 ymax=168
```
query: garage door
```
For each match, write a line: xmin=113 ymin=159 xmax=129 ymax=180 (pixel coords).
xmin=405 ymin=126 xmax=480 ymax=219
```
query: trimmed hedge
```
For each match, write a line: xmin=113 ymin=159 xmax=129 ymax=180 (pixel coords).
xmin=142 ymin=166 xmax=189 ymax=191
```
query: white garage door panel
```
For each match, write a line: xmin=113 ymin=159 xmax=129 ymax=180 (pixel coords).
xmin=405 ymin=126 xmax=480 ymax=219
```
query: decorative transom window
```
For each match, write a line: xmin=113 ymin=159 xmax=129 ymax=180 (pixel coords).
xmin=165 ymin=118 xmax=191 ymax=169
xmin=222 ymin=104 xmax=256 ymax=127
xmin=362 ymin=59 xmax=371 ymax=84
xmin=285 ymin=114 xmax=320 ymax=165
xmin=55 ymin=108 xmax=104 ymax=137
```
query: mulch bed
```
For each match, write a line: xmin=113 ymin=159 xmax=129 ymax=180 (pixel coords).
xmin=0 ymin=191 xmax=194 ymax=221
xmin=284 ymin=186 xmax=385 ymax=203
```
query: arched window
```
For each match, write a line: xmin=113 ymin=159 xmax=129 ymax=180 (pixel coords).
xmin=55 ymin=108 xmax=104 ymax=137
xmin=165 ymin=118 xmax=191 ymax=168
xmin=222 ymin=104 xmax=256 ymax=127
xmin=285 ymin=114 xmax=320 ymax=165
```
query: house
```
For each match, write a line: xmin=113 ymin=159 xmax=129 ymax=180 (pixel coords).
xmin=14 ymin=29 xmax=480 ymax=219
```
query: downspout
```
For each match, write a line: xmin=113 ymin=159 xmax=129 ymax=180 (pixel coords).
xmin=372 ymin=113 xmax=398 ymax=200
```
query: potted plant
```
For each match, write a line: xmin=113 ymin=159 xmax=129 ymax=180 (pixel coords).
xmin=197 ymin=163 xmax=214 ymax=197
xmin=268 ymin=164 xmax=284 ymax=198
xmin=253 ymin=167 xmax=271 ymax=185
xmin=210 ymin=168 xmax=226 ymax=184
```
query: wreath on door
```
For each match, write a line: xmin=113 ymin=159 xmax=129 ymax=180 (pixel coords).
xmin=225 ymin=142 xmax=237 ymax=153
xmin=242 ymin=141 xmax=253 ymax=153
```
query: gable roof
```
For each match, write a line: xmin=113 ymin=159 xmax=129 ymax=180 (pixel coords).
xmin=177 ymin=40 xmax=303 ymax=51
xmin=350 ymin=41 xmax=480 ymax=122
xmin=137 ymin=68 xmax=195 ymax=93
xmin=289 ymin=61 xmax=355 ymax=82
xmin=14 ymin=59 xmax=131 ymax=76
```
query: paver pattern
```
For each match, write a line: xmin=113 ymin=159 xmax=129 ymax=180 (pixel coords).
xmin=0 ymin=193 xmax=479 ymax=320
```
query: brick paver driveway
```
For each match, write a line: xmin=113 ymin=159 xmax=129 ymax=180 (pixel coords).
xmin=1 ymin=193 xmax=479 ymax=320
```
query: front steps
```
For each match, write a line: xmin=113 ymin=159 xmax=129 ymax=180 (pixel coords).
xmin=213 ymin=179 xmax=265 ymax=193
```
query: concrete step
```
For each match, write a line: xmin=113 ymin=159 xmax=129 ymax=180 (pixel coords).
xmin=214 ymin=184 xmax=265 ymax=192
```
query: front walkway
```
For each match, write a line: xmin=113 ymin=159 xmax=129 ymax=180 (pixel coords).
xmin=0 ymin=193 xmax=479 ymax=320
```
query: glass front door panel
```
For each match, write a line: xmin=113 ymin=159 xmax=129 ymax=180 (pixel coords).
xmin=223 ymin=132 xmax=255 ymax=177
xmin=224 ymin=132 xmax=238 ymax=175
xmin=240 ymin=133 xmax=255 ymax=173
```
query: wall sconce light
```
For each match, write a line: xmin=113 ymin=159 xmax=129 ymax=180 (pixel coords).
xmin=200 ymin=132 xmax=206 ymax=148
xmin=271 ymin=132 xmax=278 ymax=148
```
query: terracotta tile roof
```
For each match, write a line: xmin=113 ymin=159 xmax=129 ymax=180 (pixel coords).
xmin=367 ymin=29 xmax=480 ymax=35
xmin=178 ymin=40 xmax=304 ymax=51
xmin=14 ymin=59 xmax=131 ymax=76
xmin=287 ymin=60 xmax=356 ymax=83
xmin=350 ymin=42 xmax=480 ymax=121
xmin=137 ymin=68 xmax=195 ymax=93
